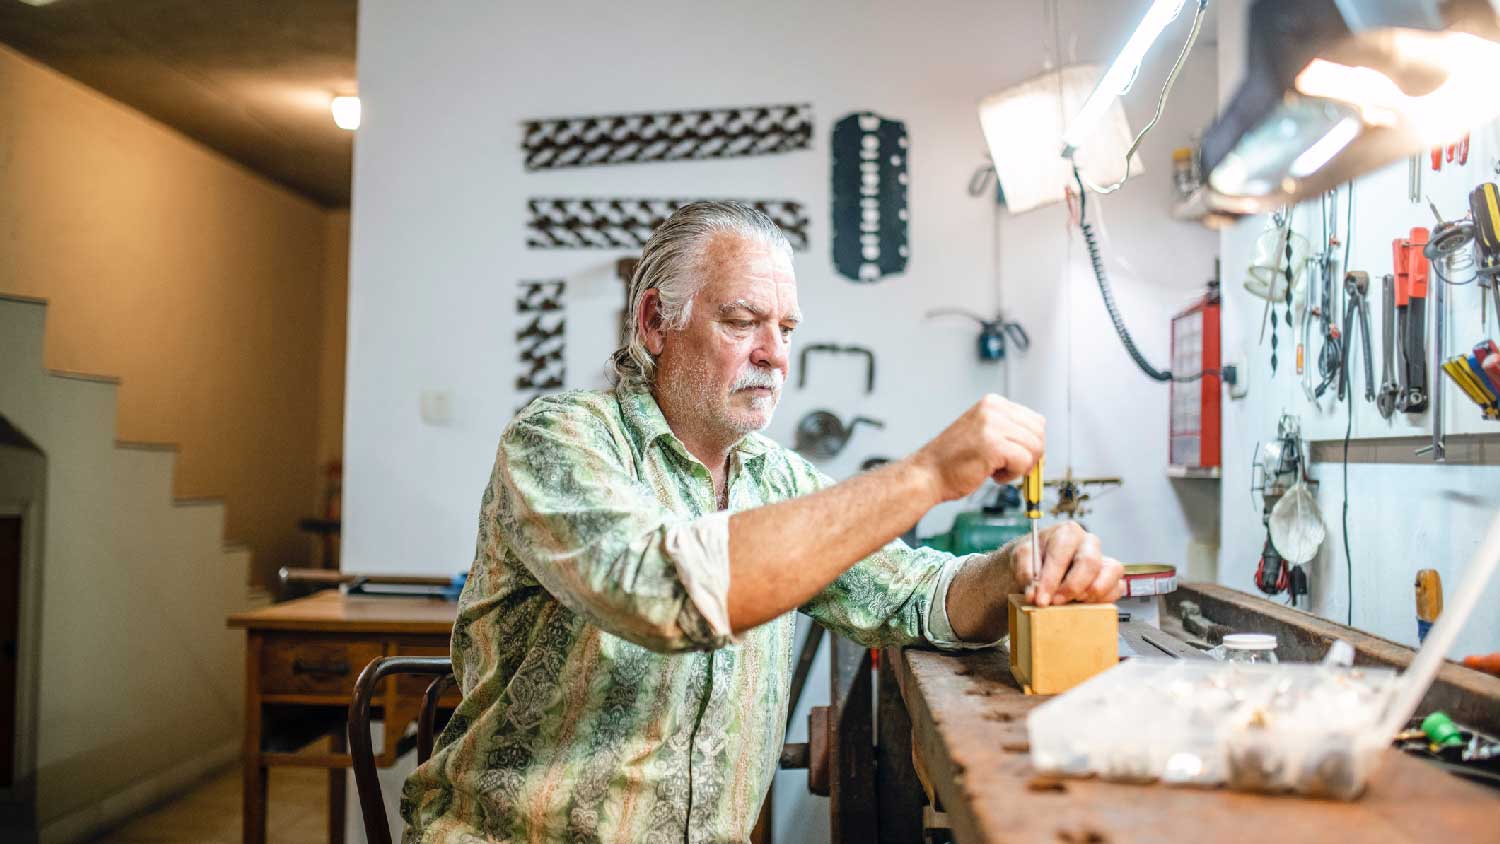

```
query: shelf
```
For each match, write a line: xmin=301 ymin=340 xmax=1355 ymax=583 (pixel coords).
xmin=1170 ymin=188 xmax=1240 ymax=230
xmin=1166 ymin=465 xmax=1221 ymax=479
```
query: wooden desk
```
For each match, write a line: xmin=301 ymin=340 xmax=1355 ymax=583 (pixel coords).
xmin=894 ymin=647 xmax=1500 ymax=844
xmin=228 ymin=592 xmax=456 ymax=844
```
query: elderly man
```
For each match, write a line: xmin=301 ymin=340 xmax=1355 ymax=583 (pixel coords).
xmin=402 ymin=201 xmax=1124 ymax=844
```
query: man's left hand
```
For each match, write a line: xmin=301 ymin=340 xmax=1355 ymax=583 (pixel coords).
xmin=1010 ymin=522 xmax=1125 ymax=607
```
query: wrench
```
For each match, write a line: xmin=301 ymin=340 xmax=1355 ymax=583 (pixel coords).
xmin=1377 ymin=273 xmax=1399 ymax=418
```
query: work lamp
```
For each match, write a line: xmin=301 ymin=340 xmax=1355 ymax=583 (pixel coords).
xmin=1202 ymin=0 xmax=1500 ymax=212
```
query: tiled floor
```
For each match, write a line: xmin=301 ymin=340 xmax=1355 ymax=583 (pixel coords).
xmin=87 ymin=763 xmax=330 ymax=844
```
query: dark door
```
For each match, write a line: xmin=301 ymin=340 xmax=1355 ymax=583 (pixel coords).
xmin=0 ymin=515 xmax=19 ymax=788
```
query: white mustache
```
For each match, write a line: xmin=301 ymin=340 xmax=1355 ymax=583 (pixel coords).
xmin=731 ymin=368 xmax=783 ymax=392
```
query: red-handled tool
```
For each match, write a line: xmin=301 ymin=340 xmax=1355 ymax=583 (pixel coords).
xmin=1393 ymin=228 xmax=1431 ymax=413
xmin=1478 ymin=340 xmax=1500 ymax=390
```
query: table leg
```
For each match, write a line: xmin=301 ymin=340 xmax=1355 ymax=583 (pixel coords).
xmin=242 ymin=760 xmax=267 ymax=844
xmin=243 ymin=632 xmax=267 ymax=844
xmin=329 ymin=729 xmax=347 ymax=844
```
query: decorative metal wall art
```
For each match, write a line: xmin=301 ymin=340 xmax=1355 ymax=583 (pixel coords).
xmin=831 ymin=112 xmax=910 ymax=283
xmin=522 ymin=103 xmax=813 ymax=170
xmin=516 ymin=280 xmax=566 ymax=406
xmin=526 ymin=198 xmax=809 ymax=250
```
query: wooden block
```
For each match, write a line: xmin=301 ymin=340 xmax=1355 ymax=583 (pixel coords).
xmin=1008 ymin=594 xmax=1118 ymax=695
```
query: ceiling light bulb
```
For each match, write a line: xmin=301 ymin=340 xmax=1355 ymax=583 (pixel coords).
xmin=331 ymin=96 xmax=361 ymax=131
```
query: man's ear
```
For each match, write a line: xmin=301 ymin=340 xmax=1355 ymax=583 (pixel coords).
xmin=639 ymin=289 xmax=666 ymax=356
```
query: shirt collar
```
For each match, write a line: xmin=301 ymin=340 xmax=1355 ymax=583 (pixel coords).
xmin=615 ymin=385 xmax=774 ymax=462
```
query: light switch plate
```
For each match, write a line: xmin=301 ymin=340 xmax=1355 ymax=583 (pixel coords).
xmin=419 ymin=389 xmax=453 ymax=425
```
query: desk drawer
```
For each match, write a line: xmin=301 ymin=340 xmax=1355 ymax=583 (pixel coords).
xmin=261 ymin=635 xmax=383 ymax=696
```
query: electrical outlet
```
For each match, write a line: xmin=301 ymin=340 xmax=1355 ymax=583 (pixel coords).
xmin=1223 ymin=360 xmax=1249 ymax=400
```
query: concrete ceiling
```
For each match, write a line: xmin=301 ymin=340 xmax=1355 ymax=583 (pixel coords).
xmin=0 ymin=0 xmax=356 ymax=207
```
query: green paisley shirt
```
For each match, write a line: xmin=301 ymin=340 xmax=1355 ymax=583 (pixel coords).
xmin=401 ymin=387 xmax=983 ymax=844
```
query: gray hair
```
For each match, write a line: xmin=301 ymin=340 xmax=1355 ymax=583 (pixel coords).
xmin=609 ymin=201 xmax=794 ymax=389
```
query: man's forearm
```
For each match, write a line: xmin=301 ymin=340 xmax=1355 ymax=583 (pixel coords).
xmin=942 ymin=543 xmax=1022 ymax=643
xmin=726 ymin=458 xmax=940 ymax=633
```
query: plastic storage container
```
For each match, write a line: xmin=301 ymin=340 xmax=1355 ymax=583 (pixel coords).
xmin=1026 ymin=658 xmax=1399 ymax=799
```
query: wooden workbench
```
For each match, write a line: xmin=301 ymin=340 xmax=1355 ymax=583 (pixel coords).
xmin=894 ymin=647 xmax=1500 ymax=844
xmin=227 ymin=591 xmax=457 ymax=844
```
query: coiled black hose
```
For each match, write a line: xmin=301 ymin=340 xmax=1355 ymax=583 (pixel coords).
xmin=1073 ymin=166 xmax=1209 ymax=383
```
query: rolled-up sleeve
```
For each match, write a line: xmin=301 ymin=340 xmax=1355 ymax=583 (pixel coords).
xmin=787 ymin=456 xmax=999 ymax=651
xmin=491 ymin=403 xmax=734 ymax=653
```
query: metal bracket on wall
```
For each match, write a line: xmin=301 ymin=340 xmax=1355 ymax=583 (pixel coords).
xmin=798 ymin=343 xmax=875 ymax=394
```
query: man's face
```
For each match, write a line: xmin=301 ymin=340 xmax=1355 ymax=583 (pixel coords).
xmin=649 ymin=232 xmax=800 ymax=441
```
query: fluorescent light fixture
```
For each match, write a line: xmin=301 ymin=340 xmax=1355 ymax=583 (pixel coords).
xmin=1201 ymin=0 xmax=1500 ymax=213
xmin=1060 ymin=0 xmax=1188 ymax=157
xmin=979 ymin=65 xmax=1140 ymax=214
xmin=17 ymin=0 xmax=60 ymax=6
xmin=1293 ymin=29 xmax=1500 ymax=146
xmin=331 ymin=95 xmax=361 ymax=131
xmin=1288 ymin=117 xmax=1360 ymax=177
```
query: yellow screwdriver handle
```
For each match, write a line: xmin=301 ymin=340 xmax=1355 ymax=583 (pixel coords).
xmin=1023 ymin=456 xmax=1044 ymax=519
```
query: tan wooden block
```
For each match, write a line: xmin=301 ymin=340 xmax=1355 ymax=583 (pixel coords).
xmin=1008 ymin=594 xmax=1119 ymax=695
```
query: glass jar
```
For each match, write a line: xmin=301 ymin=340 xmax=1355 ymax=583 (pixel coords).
xmin=1221 ymin=633 xmax=1279 ymax=664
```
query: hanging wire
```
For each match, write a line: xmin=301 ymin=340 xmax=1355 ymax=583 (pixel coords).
xmin=1073 ymin=165 xmax=1215 ymax=383
xmin=1075 ymin=0 xmax=1209 ymax=195
xmin=1341 ymin=181 xmax=1355 ymax=627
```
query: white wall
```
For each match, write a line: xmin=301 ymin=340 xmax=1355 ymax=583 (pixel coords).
xmin=347 ymin=0 xmax=1221 ymax=578
xmin=347 ymin=1 xmax=1221 ymax=839
xmin=0 ymin=298 xmax=250 ymax=841
xmin=1214 ymin=0 xmax=1500 ymax=656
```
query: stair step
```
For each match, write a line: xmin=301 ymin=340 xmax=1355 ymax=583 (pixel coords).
xmin=115 ymin=439 xmax=179 ymax=452
xmin=0 ymin=291 xmax=47 ymax=307
xmin=173 ymin=496 xmax=225 ymax=507
xmin=47 ymin=368 xmax=121 ymax=385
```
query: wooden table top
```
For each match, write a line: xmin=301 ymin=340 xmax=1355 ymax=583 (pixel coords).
xmin=227 ymin=590 xmax=457 ymax=635
xmin=896 ymin=647 xmax=1500 ymax=844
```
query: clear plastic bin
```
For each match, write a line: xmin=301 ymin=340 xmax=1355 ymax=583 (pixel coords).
xmin=1026 ymin=658 xmax=1399 ymax=799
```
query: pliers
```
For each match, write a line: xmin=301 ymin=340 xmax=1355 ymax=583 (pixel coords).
xmin=1339 ymin=271 xmax=1375 ymax=403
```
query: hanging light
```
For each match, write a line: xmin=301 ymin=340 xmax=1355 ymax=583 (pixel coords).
xmin=978 ymin=65 xmax=1138 ymax=214
xmin=1060 ymin=0 xmax=1190 ymax=157
xmin=1201 ymin=0 xmax=1500 ymax=213
xmin=331 ymin=96 xmax=361 ymax=131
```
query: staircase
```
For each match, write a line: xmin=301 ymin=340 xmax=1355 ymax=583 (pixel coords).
xmin=0 ymin=293 xmax=262 ymax=843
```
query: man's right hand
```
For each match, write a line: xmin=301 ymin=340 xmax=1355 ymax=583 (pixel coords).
xmin=908 ymin=395 xmax=1045 ymax=502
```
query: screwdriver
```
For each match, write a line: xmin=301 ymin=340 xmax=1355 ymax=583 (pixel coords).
xmin=1022 ymin=456 xmax=1044 ymax=602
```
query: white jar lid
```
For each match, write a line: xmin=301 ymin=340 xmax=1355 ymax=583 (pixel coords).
xmin=1222 ymin=633 xmax=1278 ymax=651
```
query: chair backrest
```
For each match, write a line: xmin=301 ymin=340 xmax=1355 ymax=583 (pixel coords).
xmin=348 ymin=655 xmax=455 ymax=844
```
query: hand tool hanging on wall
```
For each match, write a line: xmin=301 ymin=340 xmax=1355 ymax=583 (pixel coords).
xmin=1393 ymin=228 xmax=1431 ymax=414
xmin=1377 ymin=273 xmax=1400 ymax=418
xmin=1429 ymin=132 xmax=1470 ymax=171
xmin=797 ymin=343 xmax=876 ymax=394
xmin=924 ymin=308 xmax=1029 ymax=362
xmin=1250 ymin=414 xmax=1310 ymax=602
xmin=1313 ymin=251 xmax=1343 ymax=399
xmin=1478 ymin=341 xmax=1500 ymax=396
xmin=1440 ymin=351 xmax=1500 ymax=419
xmin=1415 ymin=569 xmax=1443 ymax=643
xmin=1337 ymin=271 xmax=1375 ymax=403
xmin=1471 ymin=183 xmax=1500 ymax=331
